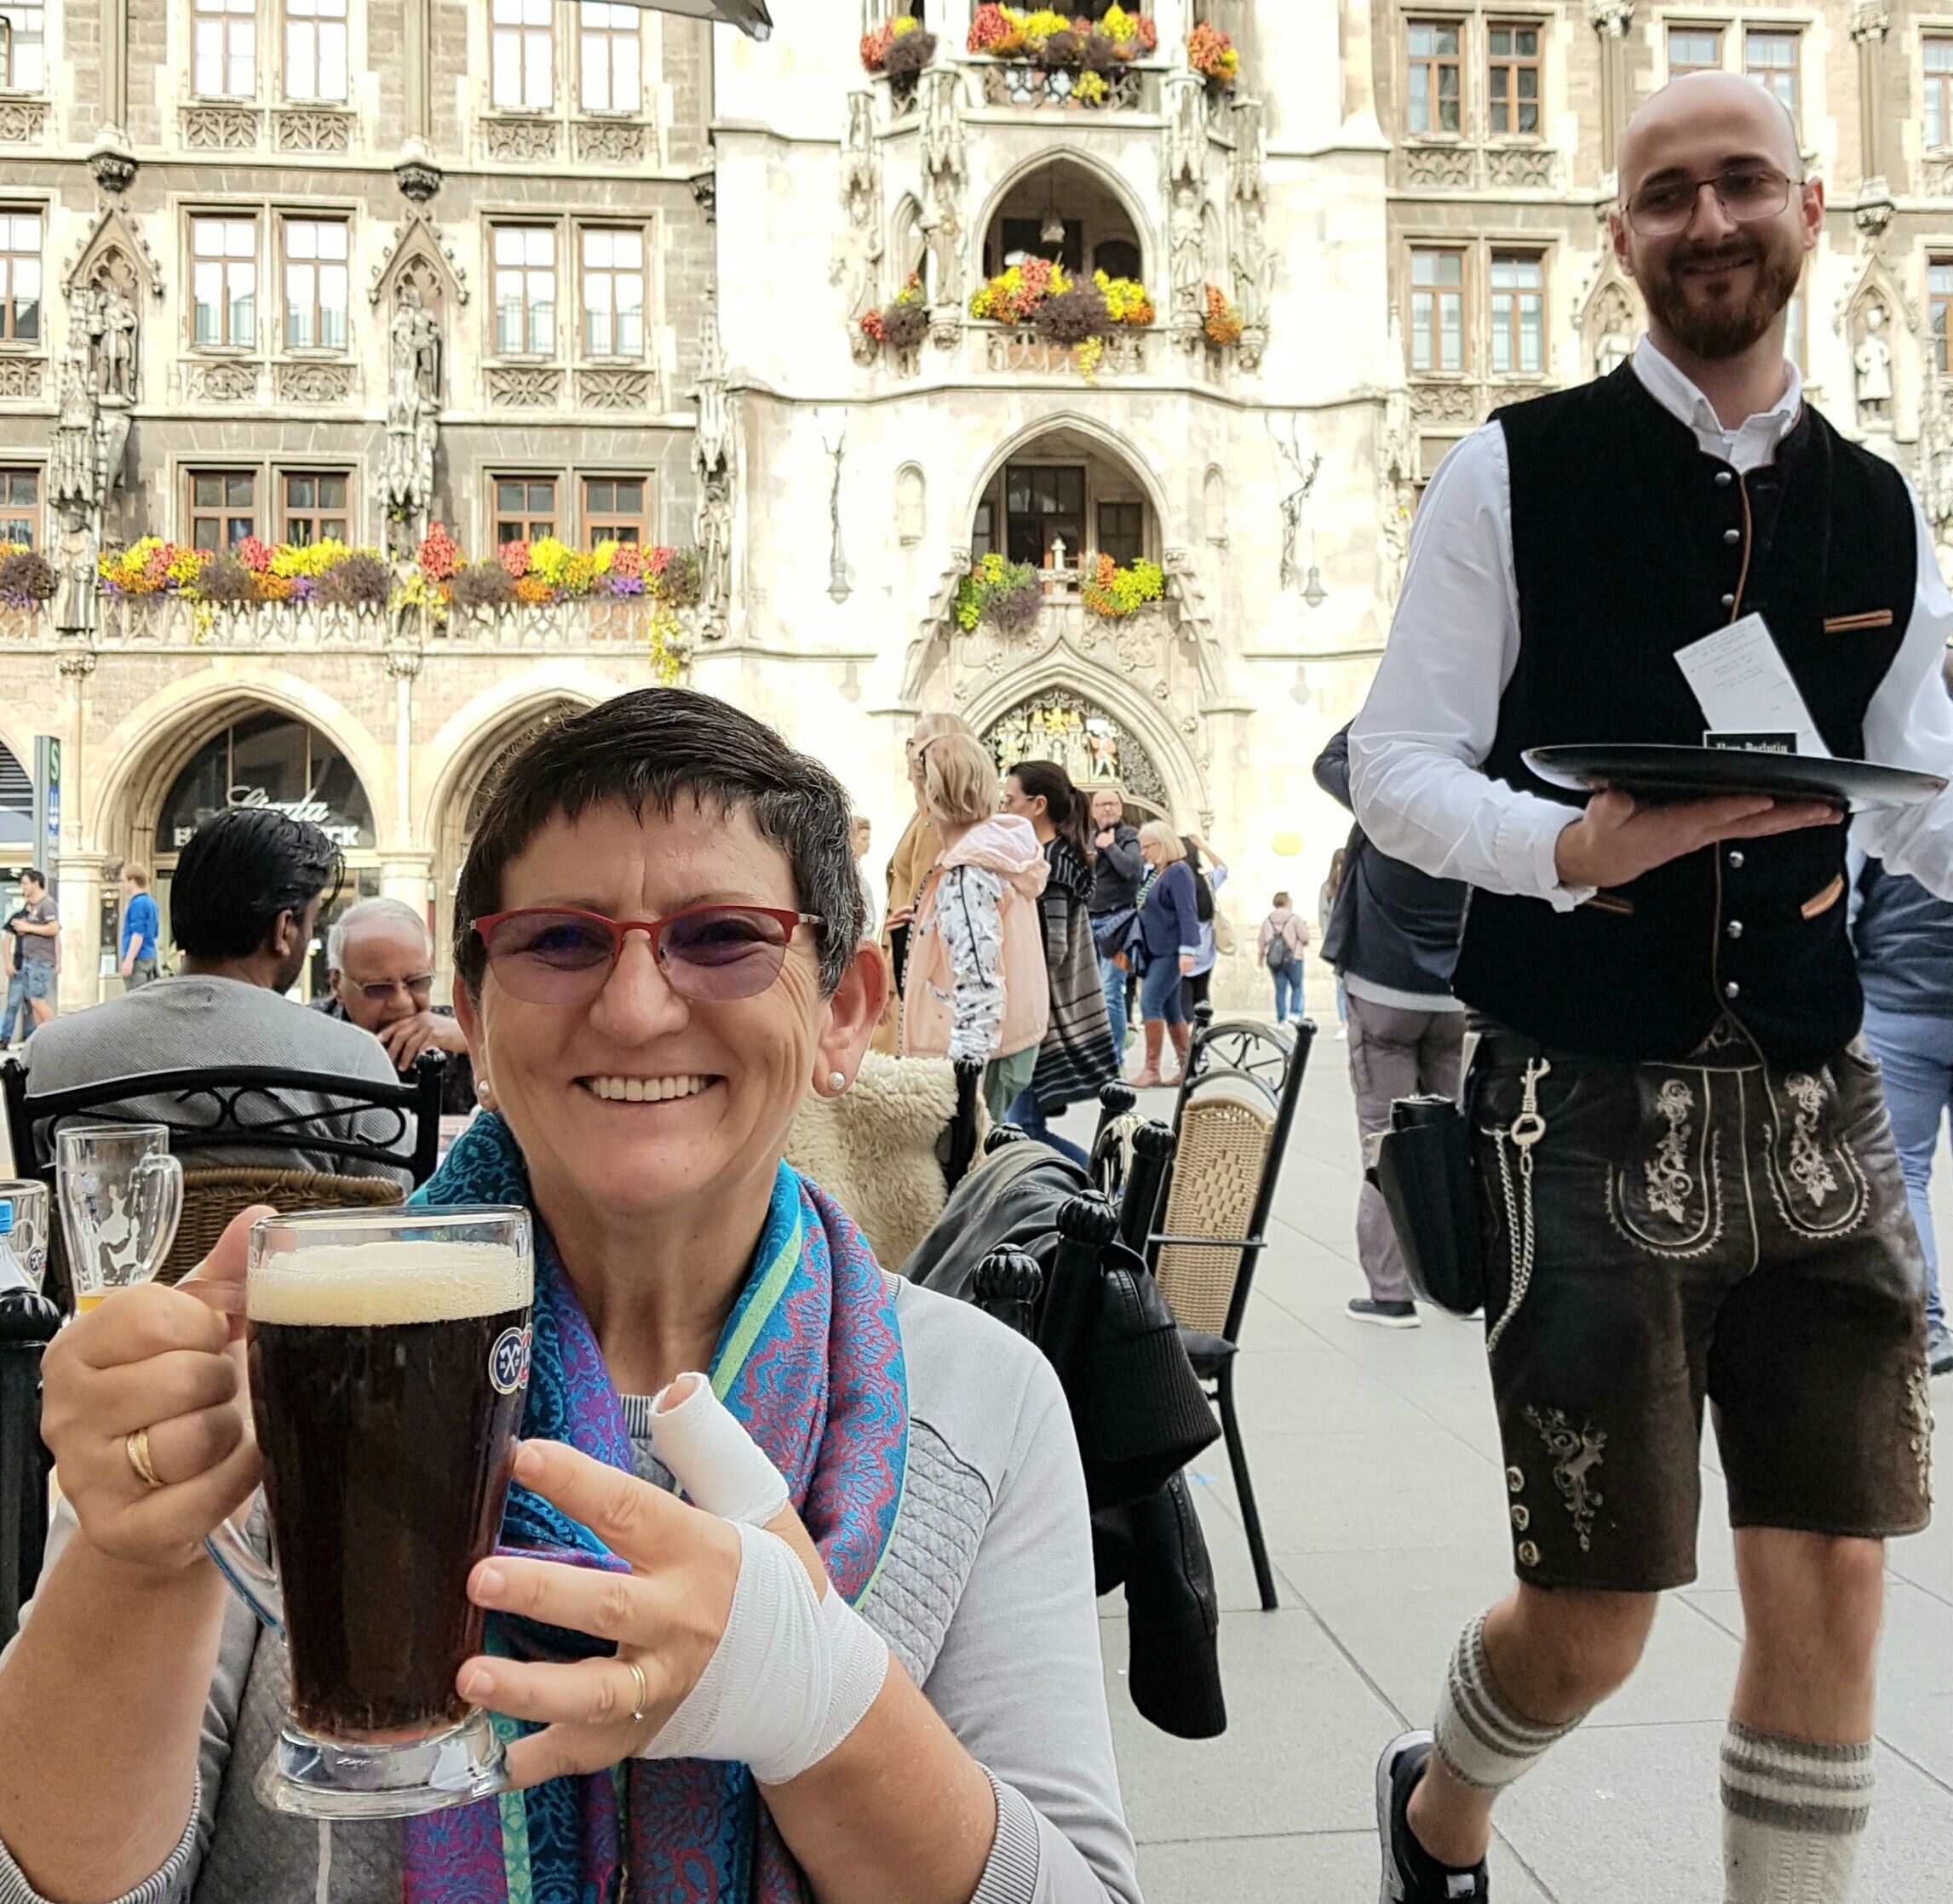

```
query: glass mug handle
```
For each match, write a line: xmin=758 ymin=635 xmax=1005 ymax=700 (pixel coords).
xmin=135 ymin=1153 xmax=184 ymax=1281
xmin=205 ymin=1518 xmax=285 ymax=1638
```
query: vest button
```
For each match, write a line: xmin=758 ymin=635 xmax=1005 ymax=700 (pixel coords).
xmin=1723 ymin=528 xmax=1741 ymax=545
xmin=1728 ymin=850 xmax=1745 ymax=869
xmin=1715 ymin=471 xmax=1733 ymax=485
xmin=1726 ymin=920 xmax=1743 ymax=938
xmin=1720 ymin=593 xmax=1737 ymax=608
xmin=1725 ymin=980 xmax=1742 ymax=999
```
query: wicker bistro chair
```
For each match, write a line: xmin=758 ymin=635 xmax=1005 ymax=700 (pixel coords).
xmin=1 ymin=1051 xmax=446 ymax=1313
xmin=1139 ymin=1010 xmax=1314 ymax=1612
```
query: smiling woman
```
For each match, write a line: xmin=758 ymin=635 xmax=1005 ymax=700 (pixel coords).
xmin=0 ymin=690 xmax=1140 ymax=1904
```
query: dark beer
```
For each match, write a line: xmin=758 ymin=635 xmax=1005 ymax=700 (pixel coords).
xmin=247 ymin=1245 xmax=531 ymax=1742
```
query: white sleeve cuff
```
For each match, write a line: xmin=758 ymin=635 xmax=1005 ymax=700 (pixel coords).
xmin=0 ymin=1776 xmax=201 ymax=1904
xmin=1492 ymin=795 xmax=1593 ymax=913
xmin=969 ymin=1774 xmax=1043 ymax=1904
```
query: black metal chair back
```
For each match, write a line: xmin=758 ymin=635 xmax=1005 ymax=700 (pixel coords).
xmin=2 ymin=1051 xmax=446 ymax=1310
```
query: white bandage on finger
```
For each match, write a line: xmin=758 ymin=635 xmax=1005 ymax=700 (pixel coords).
xmin=648 ymin=1373 xmax=791 ymax=1528
xmin=640 ymin=1519 xmax=890 ymax=1786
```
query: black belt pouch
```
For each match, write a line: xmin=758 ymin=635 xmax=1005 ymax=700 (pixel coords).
xmin=1373 ymin=1095 xmax=1486 ymax=1316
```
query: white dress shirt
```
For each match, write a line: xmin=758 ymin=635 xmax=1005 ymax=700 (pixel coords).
xmin=1348 ymin=337 xmax=1953 ymax=908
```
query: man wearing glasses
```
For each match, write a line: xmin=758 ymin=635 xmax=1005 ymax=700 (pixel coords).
xmin=1354 ymin=73 xmax=1953 ymax=1904
xmin=313 ymin=895 xmax=477 ymax=1115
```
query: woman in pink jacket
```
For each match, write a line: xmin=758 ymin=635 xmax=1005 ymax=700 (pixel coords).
xmin=900 ymin=732 xmax=1050 ymax=1123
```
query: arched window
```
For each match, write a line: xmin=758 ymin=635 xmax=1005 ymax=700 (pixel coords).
xmin=1203 ymin=466 xmax=1227 ymax=546
xmin=981 ymin=159 xmax=1147 ymax=288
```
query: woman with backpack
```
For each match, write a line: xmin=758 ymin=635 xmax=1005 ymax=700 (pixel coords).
xmin=900 ymin=732 xmax=1051 ymax=1123
xmin=1000 ymin=760 xmax=1119 ymax=1163
xmin=1260 ymin=891 xmax=1311 ymax=1025
xmin=1130 ymin=822 xmax=1202 ymax=1089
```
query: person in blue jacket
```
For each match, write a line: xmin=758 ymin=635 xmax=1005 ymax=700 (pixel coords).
xmin=1130 ymin=821 xmax=1201 ymax=1089
xmin=1852 ymin=857 xmax=1953 ymax=1375
xmin=118 ymin=865 xmax=161 ymax=989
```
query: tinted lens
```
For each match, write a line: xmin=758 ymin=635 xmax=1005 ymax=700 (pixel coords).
xmin=661 ymin=907 xmax=793 ymax=1000
xmin=481 ymin=912 xmax=617 ymax=1002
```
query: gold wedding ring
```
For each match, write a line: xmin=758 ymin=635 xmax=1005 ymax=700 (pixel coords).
xmin=125 ymin=1427 xmax=164 ymax=1490
xmin=623 ymin=1656 xmax=649 ymax=1726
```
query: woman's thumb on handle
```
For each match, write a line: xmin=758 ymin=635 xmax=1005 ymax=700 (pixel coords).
xmin=181 ymin=1202 xmax=276 ymax=1312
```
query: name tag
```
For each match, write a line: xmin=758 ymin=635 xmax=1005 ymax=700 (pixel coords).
xmin=1703 ymin=731 xmax=1797 ymax=754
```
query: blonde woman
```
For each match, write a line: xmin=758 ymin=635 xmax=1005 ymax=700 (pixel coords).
xmin=871 ymin=712 xmax=974 ymax=1055
xmin=901 ymin=732 xmax=1051 ymax=1122
xmin=1131 ymin=821 xmax=1201 ymax=1089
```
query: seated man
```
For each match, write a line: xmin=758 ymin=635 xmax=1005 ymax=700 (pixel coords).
xmin=311 ymin=895 xmax=477 ymax=1115
xmin=24 ymin=806 xmax=410 ymax=1181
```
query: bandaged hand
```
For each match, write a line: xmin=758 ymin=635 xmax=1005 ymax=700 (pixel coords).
xmin=457 ymin=1377 xmax=889 ymax=1792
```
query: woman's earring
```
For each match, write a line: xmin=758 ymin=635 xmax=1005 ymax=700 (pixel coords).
xmin=827 ymin=1071 xmax=848 ymax=1094
xmin=476 ymin=1078 xmax=497 ymax=1110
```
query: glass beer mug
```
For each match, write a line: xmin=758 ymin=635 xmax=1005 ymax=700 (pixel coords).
xmin=55 ymin=1123 xmax=183 ymax=1311
xmin=205 ymin=1205 xmax=535 ymax=1818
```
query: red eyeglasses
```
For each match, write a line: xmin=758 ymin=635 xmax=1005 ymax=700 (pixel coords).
xmin=472 ymin=905 xmax=822 ymax=1006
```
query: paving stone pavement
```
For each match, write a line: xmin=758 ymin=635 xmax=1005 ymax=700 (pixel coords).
xmin=1060 ymin=1029 xmax=1953 ymax=1904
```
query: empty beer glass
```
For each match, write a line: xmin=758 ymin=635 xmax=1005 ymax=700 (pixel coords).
xmin=55 ymin=1125 xmax=183 ymax=1311
xmin=205 ymin=1204 xmax=535 ymax=1818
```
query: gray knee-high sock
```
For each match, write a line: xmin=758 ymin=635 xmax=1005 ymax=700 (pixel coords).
xmin=1721 ymin=1720 xmax=1874 ymax=1904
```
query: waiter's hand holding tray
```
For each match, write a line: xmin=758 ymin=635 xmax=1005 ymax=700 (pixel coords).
xmin=1524 ymin=743 xmax=1947 ymax=814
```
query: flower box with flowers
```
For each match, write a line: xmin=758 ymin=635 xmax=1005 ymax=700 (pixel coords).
xmin=967 ymin=5 xmax=1157 ymax=107
xmin=968 ymin=261 xmax=1153 ymax=380
xmin=1186 ymin=20 xmax=1239 ymax=92
xmin=1081 ymin=552 xmax=1164 ymax=619
xmin=1201 ymin=284 xmax=1245 ymax=348
xmin=859 ymin=272 xmax=930 ymax=359
xmin=0 ymin=546 xmax=59 ymax=612
xmin=95 ymin=536 xmax=393 ymax=607
xmin=954 ymin=553 xmax=1044 ymax=639
xmin=860 ymin=14 xmax=937 ymax=101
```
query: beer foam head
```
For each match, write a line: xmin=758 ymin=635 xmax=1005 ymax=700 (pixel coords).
xmin=247 ymin=1240 xmax=532 ymax=1326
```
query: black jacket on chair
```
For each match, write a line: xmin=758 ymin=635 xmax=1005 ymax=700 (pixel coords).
xmin=903 ymin=1144 xmax=1227 ymax=1739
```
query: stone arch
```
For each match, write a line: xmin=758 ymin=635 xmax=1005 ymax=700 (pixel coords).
xmin=960 ymin=661 xmax=1205 ymax=824
xmin=89 ymin=670 xmax=392 ymax=864
xmin=960 ymin=410 xmax=1175 ymax=542
xmin=971 ymin=148 xmax=1155 ymax=287
xmin=1575 ymin=263 xmax=1639 ymax=381
xmin=889 ymin=192 xmax=929 ymax=298
xmin=422 ymin=673 xmax=612 ymax=965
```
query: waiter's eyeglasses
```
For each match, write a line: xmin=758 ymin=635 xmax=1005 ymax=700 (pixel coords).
xmin=1623 ymin=164 xmax=1797 ymax=237
xmin=472 ymin=905 xmax=821 ymax=1006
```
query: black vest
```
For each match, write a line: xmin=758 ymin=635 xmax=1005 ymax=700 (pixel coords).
xmin=1450 ymin=366 xmax=1917 ymax=1067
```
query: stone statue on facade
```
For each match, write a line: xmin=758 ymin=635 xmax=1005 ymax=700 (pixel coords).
xmin=1169 ymin=179 xmax=1206 ymax=338
xmin=94 ymin=284 xmax=138 ymax=402
xmin=49 ymin=301 xmax=101 ymax=522
xmin=55 ymin=502 xmax=98 ymax=639
xmin=1853 ymin=304 xmax=1893 ymax=424
xmin=839 ymin=89 xmax=886 ymax=362
xmin=382 ymin=279 xmax=443 ymax=549
xmin=920 ymin=67 xmax=966 ymax=308
xmin=694 ymin=290 xmax=734 ymax=638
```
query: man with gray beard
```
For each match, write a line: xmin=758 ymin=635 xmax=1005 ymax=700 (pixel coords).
xmin=1352 ymin=73 xmax=1953 ymax=1903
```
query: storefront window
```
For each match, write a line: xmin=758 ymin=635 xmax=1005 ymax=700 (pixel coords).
xmin=158 ymin=712 xmax=375 ymax=854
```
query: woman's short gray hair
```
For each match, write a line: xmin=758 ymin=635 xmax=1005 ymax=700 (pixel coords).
xmin=1138 ymin=820 xmax=1185 ymax=862
xmin=326 ymin=896 xmax=432 ymax=972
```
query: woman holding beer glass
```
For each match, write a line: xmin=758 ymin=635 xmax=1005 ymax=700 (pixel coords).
xmin=0 ymin=691 xmax=1138 ymax=1904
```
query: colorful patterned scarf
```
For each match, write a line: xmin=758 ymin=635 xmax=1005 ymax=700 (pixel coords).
xmin=399 ymin=1113 xmax=908 ymax=1903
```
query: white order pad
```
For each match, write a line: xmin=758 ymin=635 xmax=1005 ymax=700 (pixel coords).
xmin=1673 ymin=614 xmax=1830 ymax=760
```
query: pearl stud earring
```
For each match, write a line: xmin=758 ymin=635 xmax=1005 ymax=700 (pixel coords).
xmin=828 ymin=1071 xmax=848 ymax=1094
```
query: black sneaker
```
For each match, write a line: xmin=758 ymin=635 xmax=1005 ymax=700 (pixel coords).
xmin=1349 ymin=1297 xmax=1420 ymax=1329
xmin=1377 ymin=1731 xmax=1488 ymax=1901
xmin=1929 ymin=1320 xmax=1953 ymax=1378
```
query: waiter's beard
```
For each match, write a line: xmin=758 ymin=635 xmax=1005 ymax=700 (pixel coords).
xmin=1639 ymin=228 xmax=1805 ymax=359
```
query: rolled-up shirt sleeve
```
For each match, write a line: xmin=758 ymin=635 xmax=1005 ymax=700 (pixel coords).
xmin=1851 ymin=487 xmax=1953 ymax=901
xmin=1347 ymin=424 xmax=1594 ymax=910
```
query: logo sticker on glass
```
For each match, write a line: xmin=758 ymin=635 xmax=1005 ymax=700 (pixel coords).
xmin=0 ymin=1202 xmax=11 ymax=1235
xmin=490 ymin=1324 xmax=532 ymax=1396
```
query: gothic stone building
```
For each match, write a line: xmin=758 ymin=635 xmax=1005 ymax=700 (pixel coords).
xmin=0 ymin=0 xmax=720 ymax=995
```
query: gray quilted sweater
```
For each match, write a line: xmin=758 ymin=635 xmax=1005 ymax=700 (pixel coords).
xmin=1 ymin=1278 xmax=1140 ymax=1904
